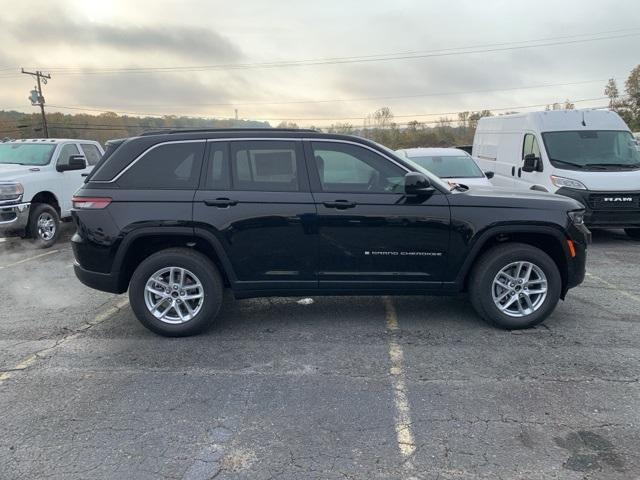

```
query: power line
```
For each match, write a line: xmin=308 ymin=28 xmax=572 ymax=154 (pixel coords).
xmin=1 ymin=28 xmax=638 ymax=78
xmin=37 ymin=77 xmax=620 ymax=109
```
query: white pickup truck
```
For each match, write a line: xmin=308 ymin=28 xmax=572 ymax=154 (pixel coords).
xmin=0 ymin=138 xmax=104 ymax=247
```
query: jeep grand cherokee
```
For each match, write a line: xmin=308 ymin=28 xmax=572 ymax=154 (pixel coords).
xmin=71 ymin=129 xmax=589 ymax=336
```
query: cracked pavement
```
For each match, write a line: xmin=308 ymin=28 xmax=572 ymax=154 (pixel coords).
xmin=0 ymin=226 xmax=639 ymax=479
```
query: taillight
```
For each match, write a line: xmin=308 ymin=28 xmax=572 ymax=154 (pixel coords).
xmin=72 ymin=196 xmax=112 ymax=209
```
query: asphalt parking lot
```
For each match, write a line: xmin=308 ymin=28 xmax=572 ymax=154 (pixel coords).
xmin=1 ymin=225 xmax=639 ymax=480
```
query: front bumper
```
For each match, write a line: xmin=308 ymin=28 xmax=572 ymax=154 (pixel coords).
xmin=557 ymin=188 xmax=640 ymax=228
xmin=0 ymin=202 xmax=31 ymax=232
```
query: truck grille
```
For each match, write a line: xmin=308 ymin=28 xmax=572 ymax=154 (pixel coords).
xmin=589 ymin=194 xmax=640 ymax=210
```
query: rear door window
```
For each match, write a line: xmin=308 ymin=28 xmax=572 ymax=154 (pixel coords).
xmin=80 ymin=143 xmax=102 ymax=166
xmin=117 ymin=141 xmax=205 ymax=189
xmin=230 ymin=141 xmax=305 ymax=192
xmin=204 ymin=142 xmax=230 ymax=190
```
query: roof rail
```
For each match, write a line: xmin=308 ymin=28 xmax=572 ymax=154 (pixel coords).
xmin=139 ymin=127 xmax=317 ymax=136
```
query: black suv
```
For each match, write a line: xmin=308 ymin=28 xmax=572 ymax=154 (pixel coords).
xmin=72 ymin=129 xmax=589 ymax=336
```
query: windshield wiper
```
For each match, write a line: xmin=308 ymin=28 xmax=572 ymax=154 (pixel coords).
xmin=584 ymin=162 xmax=640 ymax=169
xmin=549 ymin=158 xmax=586 ymax=169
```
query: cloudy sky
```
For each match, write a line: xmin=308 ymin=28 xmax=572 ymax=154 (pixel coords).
xmin=0 ymin=0 xmax=638 ymax=127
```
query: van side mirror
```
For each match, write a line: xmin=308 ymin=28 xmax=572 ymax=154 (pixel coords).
xmin=58 ymin=155 xmax=87 ymax=172
xmin=484 ymin=170 xmax=495 ymax=179
xmin=522 ymin=154 xmax=543 ymax=173
xmin=404 ymin=172 xmax=434 ymax=196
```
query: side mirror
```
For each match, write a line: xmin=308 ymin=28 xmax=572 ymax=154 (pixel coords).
xmin=404 ymin=172 xmax=434 ymax=196
xmin=58 ymin=155 xmax=87 ymax=172
xmin=522 ymin=154 xmax=543 ymax=173
xmin=484 ymin=170 xmax=495 ymax=179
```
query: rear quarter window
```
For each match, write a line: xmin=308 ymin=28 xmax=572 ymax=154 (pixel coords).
xmin=116 ymin=141 xmax=206 ymax=190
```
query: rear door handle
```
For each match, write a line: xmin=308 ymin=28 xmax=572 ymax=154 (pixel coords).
xmin=81 ymin=173 xmax=89 ymax=177
xmin=204 ymin=198 xmax=238 ymax=208
xmin=322 ymin=200 xmax=356 ymax=209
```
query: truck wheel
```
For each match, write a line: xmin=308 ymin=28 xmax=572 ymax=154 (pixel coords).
xmin=625 ymin=228 xmax=640 ymax=240
xmin=28 ymin=203 xmax=60 ymax=248
xmin=128 ymin=248 xmax=223 ymax=337
xmin=468 ymin=243 xmax=562 ymax=330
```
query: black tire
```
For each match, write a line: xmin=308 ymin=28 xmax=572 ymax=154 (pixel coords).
xmin=128 ymin=248 xmax=223 ymax=337
xmin=468 ymin=243 xmax=562 ymax=330
xmin=625 ymin=228 xmax=640 ymax=240
xmin=28 ymin=203 xmax=60 ymax=248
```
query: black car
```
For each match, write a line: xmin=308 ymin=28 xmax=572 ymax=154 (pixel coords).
xmin=72 ymin=129 xmax=589 ymax=336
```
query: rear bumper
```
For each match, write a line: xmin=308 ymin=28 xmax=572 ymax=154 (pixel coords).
xmin=556 ymin=187 xmax=640 ymax=228
xmin=0 ymin=202 xmax=30 ymax=232
xmin=73 ymin=262 xmax=123 ymax=294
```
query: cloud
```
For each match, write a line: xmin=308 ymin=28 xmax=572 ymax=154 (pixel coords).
xmin=7 ymin=16 xmax=243 ymax=62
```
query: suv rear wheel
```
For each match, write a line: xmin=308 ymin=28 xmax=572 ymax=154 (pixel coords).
xmin=28 ymin=203 xmax=60 ymax=248
xmin=469 ymin=243 xmax=561 ymax=329
xmin=129 ymin=248 xmax=223 ymax=336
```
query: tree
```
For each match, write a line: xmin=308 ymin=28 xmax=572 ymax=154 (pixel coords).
xmin=468 ymin=110 xmax=492 ymax=129
xmin=457 ymin=111 xmax=470 ymax=129
xmin=625 ymin=65 xmax=640 ymax=129
xmin=276 ymin=121 xmax=299 ymax=129
xmin=605 ymin=78 xmax=620 ymax=110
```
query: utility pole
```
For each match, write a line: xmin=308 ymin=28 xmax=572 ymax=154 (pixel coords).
xmin=21 ymin=68 xmax=51 ymax=138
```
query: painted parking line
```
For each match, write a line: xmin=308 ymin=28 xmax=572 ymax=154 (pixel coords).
xmin=586 ymin=272 xmax=640 ymax=304
xmin=0 ymin=250 xmax=60 ymax=270
xmin=0 ymin=297 xmax=129 ymax=385
xmin=383 ymin=297 xmax=417 ymax=471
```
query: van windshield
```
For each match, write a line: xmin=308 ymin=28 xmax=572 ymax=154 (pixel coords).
xmin=542 ymin=130 xmax=640 ymax=170
xmin=0 ymin=143 xmax=56 ymax=166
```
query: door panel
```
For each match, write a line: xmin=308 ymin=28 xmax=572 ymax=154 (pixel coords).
xmin=55 ymin=143 xmax=82 ymax=214
xmin=193 ymin=140 xmax=317 ymax=291
xmin=516 ymin=132 xmax=547 ymax=189
xmin=306 ymin=141 xmax=450 ymax=291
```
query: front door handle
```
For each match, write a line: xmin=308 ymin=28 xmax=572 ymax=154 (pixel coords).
xmin=323 ymin=200 xmax=356 ymax=209
xmin=204 ymin=198 xmax=238 ymax=208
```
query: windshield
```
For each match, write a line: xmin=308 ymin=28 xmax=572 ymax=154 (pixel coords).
xmin=542 ymin=130 xmax=640 ymax=170
xmin=407 ymin=155 xmax=484 ymax=178
xmin=0 ymin=143 xmax=56 ymax=166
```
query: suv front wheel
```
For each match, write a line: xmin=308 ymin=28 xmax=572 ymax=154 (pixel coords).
xmin=469 ymin=243 xmax=562 ymax=329
xmin=129 ymin=248 xmax=223 ymax=336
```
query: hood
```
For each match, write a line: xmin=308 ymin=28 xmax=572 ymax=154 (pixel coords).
xmin=452 ymin=185 xmax=584 ymax=211
xmin=0 ymin=163 xmax=42 ymax=181
xmin=551 ymin=168 xmax=640 ymax=191
xmin=448 ymin=177 xmax=493 ymax=187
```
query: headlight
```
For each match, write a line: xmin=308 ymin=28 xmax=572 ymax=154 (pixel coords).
xmin=0 ymin=183 xmax=23 ymax=201
xmin=550 ymin=175 xmax=587 ymax=190
xmin=568 ymin=210 xmax=585 ymax=225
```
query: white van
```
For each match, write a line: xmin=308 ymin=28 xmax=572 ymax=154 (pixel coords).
xmin=473 ymin=110 xmax=640 ymax=238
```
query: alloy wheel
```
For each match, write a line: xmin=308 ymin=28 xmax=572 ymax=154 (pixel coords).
xmin=144 ymin=267 xmax=205 ymax=324
xmin=492 ymin=261 xmax=548 ymax=318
